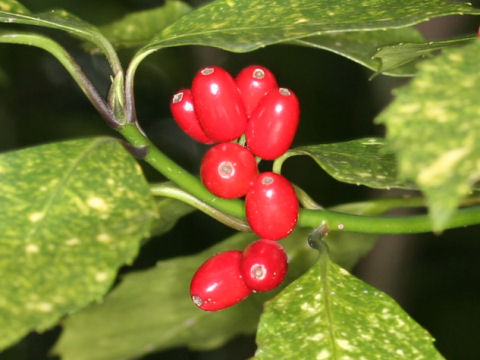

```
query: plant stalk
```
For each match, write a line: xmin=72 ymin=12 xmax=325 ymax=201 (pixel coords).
xmin=0 ymin=31 xmax=118 ymax=128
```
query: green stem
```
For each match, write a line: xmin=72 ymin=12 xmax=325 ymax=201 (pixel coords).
xmin=96 ymin=33 xmax=123 ymax=79
xmin=0 ymin=31 xmax=117 ymax=127
xmin=120 ymin=47 xmax=480 ymax=236
xmin=273 ymin=150 xmax=298 ymax=173
xmin=118 ymin=123 xmax=245 ymax=217
xmin=330 ymin=195 xmax=426 ymax=214
xmin=124 ymin=49 xmax=155 ymax=124
xmin=150 ymin=183 xmax=249 ymax=231
xmin=294 ymin=184 xmax=323 ymax=210
xmin=120 ymin=123 xmax=480 ymax=235
xmin=300 ymin=205 xmax=480 ymax=234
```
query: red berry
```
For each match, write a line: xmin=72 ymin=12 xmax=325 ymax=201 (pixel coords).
xmin=245 ymin=172 xmax=299 ymax=240
xmin=170 ymin=89 xmax=214 ymax=144
xmin=190 ymin=250 xmax=252 ymax=311
xmin=192 ymin=66 xmax=247 ymax=142
xmin=246 ymin=87 xmax=300 ymax=160
xmin=236 ymin=65 xmax=278 ymax=118
xmin=200 ymin=142 xmax=258 ymax=199
xmin=241 ymin=239 xmax=288 ymax=292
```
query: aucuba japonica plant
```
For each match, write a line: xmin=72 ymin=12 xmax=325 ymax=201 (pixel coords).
xmin=1 ymin=0 xmax=480 ymax=359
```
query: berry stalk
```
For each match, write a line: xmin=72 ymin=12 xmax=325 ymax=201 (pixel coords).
xmin=120 ymin=122 xmax=480 ymax=235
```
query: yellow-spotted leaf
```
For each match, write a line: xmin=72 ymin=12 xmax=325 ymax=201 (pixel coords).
xmin=0 ymin=0 xmax=28 ymax=14
xmin=255 ymin=251 xmax=444 ymax=359
xmin=277 ymin=138 xmax=417 ymax=190
xmin=54 ymin=229 xmax=318 ymax=360
xmin=140 ymin=0 xmax=479 ymax=54
xmin=376 ymin=39 xmax=480 ymax=231
xmin=96 ymin=1 xmax=192 ymax=50
xmin=0 ymin=3 xmax=114 ymax=61
xmin=0 ymin=137 xmax=157 ymax=350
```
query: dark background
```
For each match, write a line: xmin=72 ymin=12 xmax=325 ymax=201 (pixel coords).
xmin=0 ymin=1 xmax=479 ymax=359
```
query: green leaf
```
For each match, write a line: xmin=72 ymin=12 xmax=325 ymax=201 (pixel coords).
xmin=140 ymin=0 xmax=479 ymax=53
xmin=376 ymin=39 xmax=480 ymax=231
xmin=0 ymin=0 xmax=29 ymax=14
xmin=0 ymin=137 xmax=157 ymax=350
xmin=97 ymin=1 xmax=192 ymax=50
xmin=255 ymin=252 xmax=444 ymax=359
xmin=55 ymin=229 xmax=318 ymax=360
xmin=373 ymin=35 xmax=476 ymax=75
xmin=293 ymin=27 xmax=425 ymax=76
xmin=0 ymin=6 xmax=118 ymax=70
xmin=277 ymin=138 xmax=416 ymax=190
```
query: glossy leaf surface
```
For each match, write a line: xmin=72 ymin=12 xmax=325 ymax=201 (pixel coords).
xmin=55 ymin=229 xmax=318 ymax=360
xmin=0 ymin=137 xmax=157 ymax=350
xmin=140 ymin=0 xmax=479 ymax=53
xmin=0 ymin=2 xmax=114 ymax=61
xmin=96 ymin=1 xmax=192 ymax=50
xmin=277 ymin=138 xmax=417 ymax=190
xmin=255 ymin=251 xmax=444 ymax=359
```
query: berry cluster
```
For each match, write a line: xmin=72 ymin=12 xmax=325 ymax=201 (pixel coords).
xmin=170 ymin=65 xmax=300 ymax=311
xmin=190 ymin=239 xmax=288 ymax=311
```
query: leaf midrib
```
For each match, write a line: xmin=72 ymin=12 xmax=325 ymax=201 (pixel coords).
xmin=24 ymin=137 xmax=115 ymax=245
xmin=320 ymin=258 xmax=338 ymax=359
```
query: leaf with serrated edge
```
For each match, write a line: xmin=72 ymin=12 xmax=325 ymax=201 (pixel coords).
xmin=285 ymin=138 xmax=417 ymax=190
xmin=376 ymin=39 xmax=480 ymax=231
xmin=373 ymin=35 xmax=475 ymax=74
xmin=140 ymin=0 xmax=479 ymax=54
xmin=293 ymin=27 xmax=425 ymax=76
xmin=0 ymin=137 xmax=157 ymax=350
xmin=255 ymin=252 xmax=444 ymax=360
xmin=96 ymin=1 xmax=192 ymax=50
xmin=54 ymin=229 xmax=318 ymax=360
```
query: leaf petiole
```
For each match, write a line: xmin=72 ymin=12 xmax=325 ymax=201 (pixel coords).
xmin=0 ymin=31 xmax=118 ymax=127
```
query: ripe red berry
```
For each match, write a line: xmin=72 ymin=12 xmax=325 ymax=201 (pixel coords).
xmin=192 ymin=66 xmax=247 ymax=142
xmin=241 ymin=239 xmax=288 ymax=292
xmin=236 ymin=65 xmax=278 ymax=118
xmin=246 ymin=87 xmax=300 ymax=160
xmin=245 ymin=172 xmax=299 ymax=240
xmin=200 ymin=142 xmax=258 ymax=199
xmin=190 ymin=250 xmax=252 ymax=311
xmin=170 ymin=89 xmax=214 ymax=144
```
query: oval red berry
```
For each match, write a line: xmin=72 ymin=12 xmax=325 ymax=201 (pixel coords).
xmin=245 ymin=172 xmax=299 ymax=240
xmin=246 ymin=87 xmax=300 ymax=160
xmin=170 ymin=89 xmax=214 ymax=144
xmin=241 ymin=239 xmax=288 ymax=292
xmin=201 ymin=142 xmax=258 ymax=199
xmin=192 ymin=66 xmax=247 ymax=142
xmin=190 ymin=250 xmax=251 ymax=311
xmin=236 ymin=65 xmax=278 ymax=118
